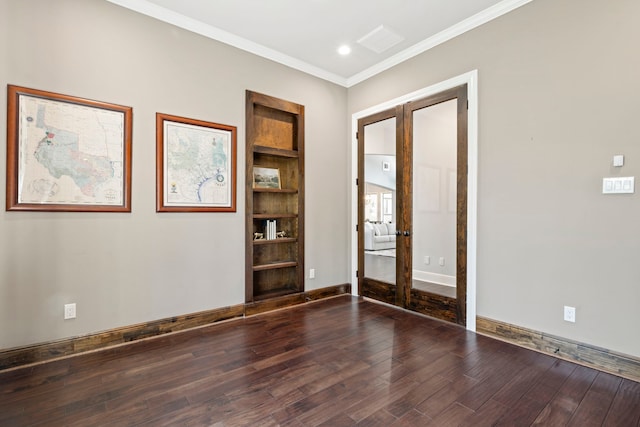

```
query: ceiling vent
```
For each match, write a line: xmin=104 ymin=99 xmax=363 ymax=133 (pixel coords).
xmin=357 ymin=25 xmax=404 ymax=54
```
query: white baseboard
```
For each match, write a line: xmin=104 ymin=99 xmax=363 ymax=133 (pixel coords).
xmin=412 ymin=270 xmax=456 ymax=287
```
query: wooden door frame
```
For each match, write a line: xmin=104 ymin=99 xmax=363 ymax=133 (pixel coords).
xmin=350 ymin=71 xmax=478 ymax=331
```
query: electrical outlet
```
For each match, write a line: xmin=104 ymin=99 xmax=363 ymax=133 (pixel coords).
xmin=439 ymin=257 xmax=445 ymax=266
xmin=309 ymin=268 xmax=315 ymax=279
xmin=563 ymin=306 xmax=575 ymax=323
xmin=64 ymin=303 xmax=76 ymax=320
xmin=424 ymin=256 xmax=430 ymax=265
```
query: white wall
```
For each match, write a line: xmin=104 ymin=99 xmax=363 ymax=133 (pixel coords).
xmin=348 ymin=0 xmax=640 ymax=357
xmin=0 ymin=0 xmax=349 ymax=349
xmin=364 ymin=155 xmax=396 ymax=192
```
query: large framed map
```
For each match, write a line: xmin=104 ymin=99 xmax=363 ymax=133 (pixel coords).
xmin=156 ymin=113 xmax=237 ymax=212
xmin=6 ymin=85 xmax=132 ymax=212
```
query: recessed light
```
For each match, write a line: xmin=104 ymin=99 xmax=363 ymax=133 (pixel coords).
xmin=337 ymin=45 xmax=351 ymax=56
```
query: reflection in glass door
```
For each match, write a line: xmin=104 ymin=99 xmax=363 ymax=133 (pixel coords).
xmin=362 ymin=117 xmax=397 ymax=284
xmin=411 ymin=99 xmax=458 ymax=299
xmin=358 ymin=109 xmax=401 ymax=305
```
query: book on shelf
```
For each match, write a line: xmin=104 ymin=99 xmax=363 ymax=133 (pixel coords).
xmin=264 ymin=219 xmax=277 ymax=240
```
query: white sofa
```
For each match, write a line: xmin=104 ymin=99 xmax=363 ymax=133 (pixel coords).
xmin=364 ymin=222 xmax=396 ymax=251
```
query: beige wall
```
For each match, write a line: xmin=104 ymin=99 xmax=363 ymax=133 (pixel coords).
xmin=349 ymin=0 xmax=640 ymax=357
xmin=0 ymin=0 xmax=348 ymax=348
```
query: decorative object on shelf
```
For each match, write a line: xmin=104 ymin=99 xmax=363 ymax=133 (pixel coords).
xmin=253 ymin=232 xmax=264 ymax=240
xmin=276 ymin=230 xmax=287 ymax=239
xmin=156 ymin=113 xmax=237 ymax=212
xmin=253 ymin=166 xmax=281 ymax=189
xmin=6 ymin=85 xmax=132 ymax=212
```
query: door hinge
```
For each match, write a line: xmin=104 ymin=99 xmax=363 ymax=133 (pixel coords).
xmin=356 ymin=270 xmax=359 ymax=278
xmin=356 ymin=132 xmax=359 ymax=140
xmin=356 ymin=178 xmax=359 ymax=186
xmin=466 ymin=99 xmax=469 ymax=110
xmin=356 ymin=224 xmax=358 ymax=231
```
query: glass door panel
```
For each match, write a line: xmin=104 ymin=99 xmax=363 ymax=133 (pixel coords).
xmin=411 ymin=99 xmax=458 ymax=298
xmin=363 ymin=116 xmax=397 ymax=286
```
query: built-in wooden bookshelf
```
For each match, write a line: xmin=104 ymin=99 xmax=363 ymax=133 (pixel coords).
xmin=245 ymin=91 xmax=304 ymax=302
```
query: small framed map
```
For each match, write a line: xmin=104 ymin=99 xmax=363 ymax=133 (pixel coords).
xmin=6 ymin=85 xmax=133 ymax=212
xmin=156 ymin=113 xmax=237 ymax=212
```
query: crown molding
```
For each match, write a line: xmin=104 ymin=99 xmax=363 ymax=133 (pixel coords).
xmin=106 ymin=0 xmax=532 ymax=88
xmin=105 ymin=0 xmax=349 ymax=86
xmin=346 ymin=0 xmax=533 ymax=87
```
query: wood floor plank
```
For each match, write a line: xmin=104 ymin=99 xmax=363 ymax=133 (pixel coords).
xmin=458 ymin=398 xmax=509 ymax=427
xmin=384 ymin=373 xmax=450 ymax=418
xmin=390 ymin=409 xmax=433 ymax=426
xmin=300 ymin=382 xmax=389 ymax=426
xmin=493 ymin=395 xmax=549 ymax=427
xmin=415 ymin=375 xmax=479 ymax=418
xmin=342 ymin=374 xmax=418 ymax=423
xmin=602 ymin=378 xmax=640 ymax=426
xmin=0 ymin=295 xmax=638 ymax=426
xmin=455 ymin=356 xmax=524 ymax=410
xmin=532 ymin=364 xmax=598 ymax=425
xmin=567 ymin=389 xmax=614 ymax=427
xmin=564 ymin=369 xmax=623 ymax=427
xmin=351 ymin=407 xmax=397 ymax=426
xmin=490 ymin=354 xmax=556 ymax=407
xmin=273 ymin=381 xmax=352 ymax=425
xmin=492 ymin=359 xmax=578 ymax=426
xmin=427 ymin=402 xmax=475 ymax=426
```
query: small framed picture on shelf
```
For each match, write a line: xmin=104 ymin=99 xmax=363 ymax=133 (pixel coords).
xmin=253 ymin=167 xmax=281 ymax=189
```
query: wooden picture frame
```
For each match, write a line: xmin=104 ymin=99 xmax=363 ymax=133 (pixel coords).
xmin=6 ymin=85 xmax=133 ymax=212
xmin=253 ymin=166 xmax=281 ymax=189
xmin=156 ymin=113 xmax=237 ymax=212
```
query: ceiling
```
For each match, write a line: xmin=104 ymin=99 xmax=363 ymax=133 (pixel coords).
xmin=106 ymin=0 xmax=531 ymax=87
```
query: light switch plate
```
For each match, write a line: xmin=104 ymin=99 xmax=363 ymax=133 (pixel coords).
xmin=602 ymin=177 xmax=634 ymax=194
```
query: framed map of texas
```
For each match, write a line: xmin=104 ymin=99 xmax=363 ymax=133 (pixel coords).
xmin=6 ymin=85 xmax=132 ymax=212
xmin=155 ymin=113 xmax=237 ymax=212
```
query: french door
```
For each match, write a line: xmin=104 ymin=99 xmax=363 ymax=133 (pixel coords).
xmin=357 ymin=85 xmax=468 ymax=325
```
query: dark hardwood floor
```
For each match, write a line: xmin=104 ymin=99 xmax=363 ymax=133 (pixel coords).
xmin=1 ymin=296 xmax=639 ymax=426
